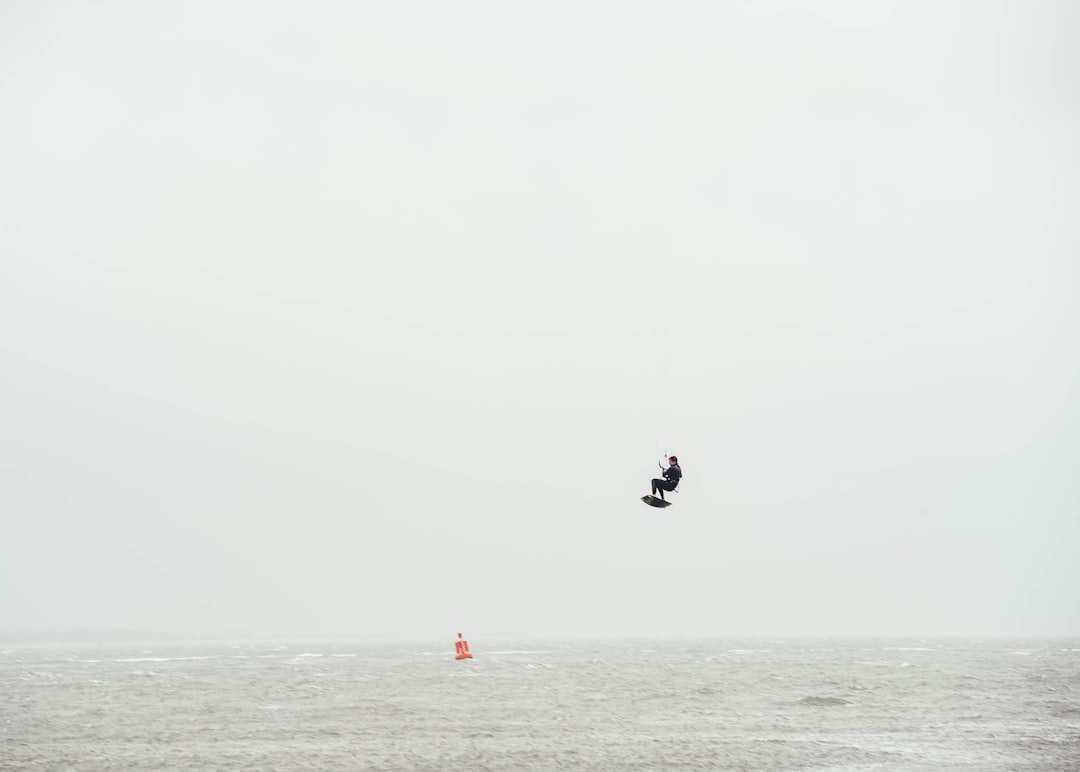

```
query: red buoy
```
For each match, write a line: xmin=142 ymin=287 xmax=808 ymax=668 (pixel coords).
xmin=455 ymin=632 xmax=473 ymax=660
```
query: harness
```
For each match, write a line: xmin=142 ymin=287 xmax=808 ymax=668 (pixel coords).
xmin=660 ymin=463 xmax=682 ymax=494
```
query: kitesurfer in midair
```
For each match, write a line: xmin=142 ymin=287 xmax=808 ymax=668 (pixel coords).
xmin=651 ymin=456 xmax=682 ymax=501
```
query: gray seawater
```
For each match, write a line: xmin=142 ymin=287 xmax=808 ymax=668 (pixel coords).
xmin=2 ymin=639 xmax=1078 ymax=771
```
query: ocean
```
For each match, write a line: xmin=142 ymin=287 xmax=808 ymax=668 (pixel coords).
xmin=2 ymin=638 xmax=1078 ymax=771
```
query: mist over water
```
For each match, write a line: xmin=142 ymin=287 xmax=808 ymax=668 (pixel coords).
xmin=3 ymin=4 xmax=1077 ymax=770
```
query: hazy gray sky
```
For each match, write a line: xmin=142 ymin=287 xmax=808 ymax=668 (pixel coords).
xmin=2 ymin=0 xmax=1078 ymax=640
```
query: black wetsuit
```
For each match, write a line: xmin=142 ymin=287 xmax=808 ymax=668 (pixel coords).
xmin=651 ymin=463 xmax=682 ymax=500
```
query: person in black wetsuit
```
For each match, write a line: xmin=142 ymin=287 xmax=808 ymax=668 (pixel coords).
xmin=651 ymin=456 xmax=682 ymax=501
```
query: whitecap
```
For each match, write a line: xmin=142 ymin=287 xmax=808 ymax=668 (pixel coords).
xmin=489 ymin=650 xmax=544 ymax=655
xmin=115 ymin=656 xmax=214 ymax=663
xmin=116 ymin=657 xmax=170 ymax=663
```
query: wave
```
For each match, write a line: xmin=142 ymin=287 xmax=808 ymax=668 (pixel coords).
xmin=800 ymin=696 xmax=851 ymax=706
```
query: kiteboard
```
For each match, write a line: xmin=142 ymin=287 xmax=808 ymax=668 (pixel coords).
xmin=641 ymin=495 xmax=672 ymax=509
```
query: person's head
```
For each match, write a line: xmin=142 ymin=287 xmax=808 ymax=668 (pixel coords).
xmin=668 ymin=456 xmax=678 ymax=465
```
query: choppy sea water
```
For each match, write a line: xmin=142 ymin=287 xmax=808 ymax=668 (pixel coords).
xmin=2 ymin=638 xmax=1078 ymax=771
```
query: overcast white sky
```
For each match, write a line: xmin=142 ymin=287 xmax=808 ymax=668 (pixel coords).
xmin=2 ymin=0 xmax=1078 ymax=640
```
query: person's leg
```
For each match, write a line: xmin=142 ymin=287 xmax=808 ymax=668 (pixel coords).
xmin=651 ymin=478 xmax=663 ymax=496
